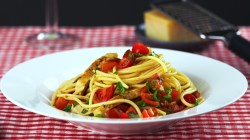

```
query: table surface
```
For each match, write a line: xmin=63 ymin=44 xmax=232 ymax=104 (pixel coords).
xmin=0 ymin=26 xmax=249 ymax=139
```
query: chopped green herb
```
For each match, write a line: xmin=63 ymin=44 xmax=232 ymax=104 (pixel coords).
xmin=129 ymin=113 xmax=139 ymax=118
xmin=72 ymin=102 xmax=78 ymax=107
xmin=153 ymin=90 xmax=159 ymax=101
xmin=146 ymin=82 xmax=154 ymax=93
xmin=81 ymin=109 xmax=88 ymax=114
xmin=165 ymin=88 xmax=172 ymax=94
xmin=116 ymin=81 xmax=126 ymax=94
xmin=146 ymin=82 xmax=151 ymax=89
xmin=136 ymin=100 xmax=146 ymax=107
xmin=150 ymin=51 xmax=159 ymax=57
xmin=163 ymin=94 xmax=171 ymax=100
xmin=134 ymin=53 xmax=143 ymax=58
xmin=85 ymin=98 xmax=89 ymax=104
xmin=164 ymin=88 xmax=172 ymax=100
xmin=63 ymin=105 xmax=72 ymax=112
xmin=95 ymin=114 xmax=106 ymax=118
xmin=194 ymin=99 xmax=199 ymax=106
xmin=94 ymin=68 xmax=100 ymax=73
xmin=113 ymin=70 xmax=118 ymax=75
xmin=165 ymin=110 xmax=172 ymax=114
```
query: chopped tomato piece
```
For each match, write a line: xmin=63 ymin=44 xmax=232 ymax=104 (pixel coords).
xmin=118 ymin=50 xmax=135 ymax=69
xmin=140 ymin=87 xmax=159 ymax=106
xmin=184 ymin=94 xmax=196 ymax=104
xmin=54 ymin=97 xmax=69 ymax=110
xmin=106 ymin=108 xmax=121 ymax=118
xmin=116 ymin=104 xmax=130 ymax=112
xmin=147 ymin=108 xmax=158 ymax=117
xmin=100 ymin=60 xmax=119 ymax=73
xmin=147 ymin=74 xmax=163 ymax=91
xmin=120 ymin=113 xmax=130 ymax=119
xmin=122 ymin=49 xmax=131 ymax=58
xmin=125 ymin=107 xmax=137 ymax=114
xmin=106 ymin=108 xmax=131 ymax=119
xmin=93 ymin=84 xmax=114 ymax=103
xmin=171 ymin=90 xmax=180 ymax=101
xmin=142 ymin=109 xmax=150 ymax=118
xmin=132 ymin=43 xmax=149 ymax=55
xmin=67 ymin=100 xmax=76 ymax=106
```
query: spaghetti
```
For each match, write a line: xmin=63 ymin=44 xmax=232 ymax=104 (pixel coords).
xmin=51 ymin=43 xmax=204 ymax=119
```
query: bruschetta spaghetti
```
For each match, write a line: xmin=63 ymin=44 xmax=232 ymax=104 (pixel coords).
xmin=51 ymin=43 xmax=204 ymax=119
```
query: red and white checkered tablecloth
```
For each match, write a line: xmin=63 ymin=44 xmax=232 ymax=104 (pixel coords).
xmin=0 ymin=26 xmax=249 ymax=139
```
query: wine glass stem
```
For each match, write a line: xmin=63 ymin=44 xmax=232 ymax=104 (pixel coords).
xmin=46 ymin=0 xmax=58 ymax=33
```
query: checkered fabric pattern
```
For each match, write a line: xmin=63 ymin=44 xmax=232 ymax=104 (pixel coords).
xmin=0 ymin=26 xmax=249 ymax=139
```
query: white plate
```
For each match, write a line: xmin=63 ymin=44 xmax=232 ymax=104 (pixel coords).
xmin=0 ymin=47 xmax=248 ymax=134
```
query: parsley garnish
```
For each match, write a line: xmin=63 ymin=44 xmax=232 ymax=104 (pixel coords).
xmin=136 ymin=100 xmax=146 ymax=107
xmin=95 ymin=114 xmax=106 ymax=118
xmin=94 ymin=68 xmax=100 ymax=74
xmin=150 ymin=51 xmax=159 ymax=57
xmin=85 ymin=98 xmax=89 ymax=104
xmin=113 ymin=70 xmax=118 ymax=75
xmin=153 ymin=90 xmax=159 ymax=101
xmin=129 ymin=113 xmax=139 ymax=118
xmin=63 ymin=105 xmax=72 ymax=112
xmin=72 ymin=102 xmax=78 ymax=107
xmin=194 ymin=99 xmax=199 ymax=106
xmin=164 ymin=88 xmax=172 ymax=100
xmin=81 ymin=109 xmax=88 ymax=114
xmin=116 ymin=81 xmax=126 ymax=94
xmin=134 ymin=53 xmax=143 ymax=58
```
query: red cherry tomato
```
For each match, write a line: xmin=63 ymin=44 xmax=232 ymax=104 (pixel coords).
xmin=100 ymin=60 xmax=119 ymax=73
xmin=132 ymin=43 xmax=149 ymax=55
xmin=184 ymin=94 xmax=196 ymax=104
xmin=93 ymin=84 xmax=114 ymax=103
xmin=118 ymin=50 xmax=135 ymax=69
xmin=193 ymin=91 xmax=201 ymax=98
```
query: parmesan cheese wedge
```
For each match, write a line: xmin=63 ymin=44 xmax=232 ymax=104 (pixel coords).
xmin=144 ymin=10 xmax=200 ymax=42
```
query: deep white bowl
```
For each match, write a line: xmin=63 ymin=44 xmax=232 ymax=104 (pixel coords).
xmin=0 ymin=47 xmax=247 ymax=134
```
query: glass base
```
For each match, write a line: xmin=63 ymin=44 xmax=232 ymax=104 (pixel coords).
xmin=26 ymin=32 xmax=79 ymax=49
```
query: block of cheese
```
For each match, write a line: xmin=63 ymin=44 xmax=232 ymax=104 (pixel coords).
xmin=144 ymin=10 xmax=200 ymax=42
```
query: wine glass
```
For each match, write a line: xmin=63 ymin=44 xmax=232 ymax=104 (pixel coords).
xmin=26 ymin=0 xmax=79 ymax=49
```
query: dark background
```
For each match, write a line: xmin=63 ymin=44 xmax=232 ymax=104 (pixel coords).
xmin=0 ymin=0 xmax=250 ymax=26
